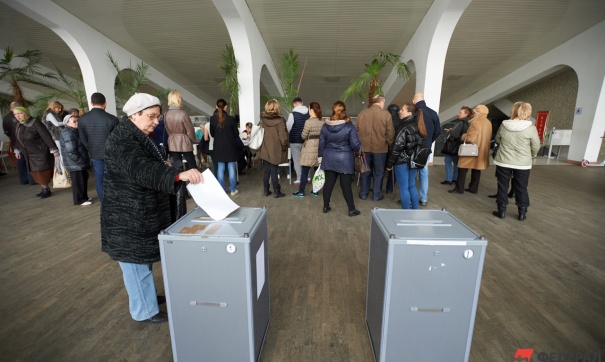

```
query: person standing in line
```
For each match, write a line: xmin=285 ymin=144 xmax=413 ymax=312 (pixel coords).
xmin=164 ymin=90 xmax=197 ymax=171
xmin=449 ymin=105 xmax=492 ymax=195
xmin=492 ymin=102 xmax=540 ymax=221
xmin=60 ymin=114 xmax=92 ymax=206
xmin=43 ymin=101 xmax=67 ymax=176
xmin=3 ymin=102 xmax=36 ymax=185
xmin=356 ymin=94 xmax=395 ymax=202
xmin=386 ymin=103 xmax=403 ymax=194
xmin=101 ymin=93 xmax=204 ymax=324
xmin=210 ymin=99 xmax=240 ymax=195
xmin=13 ymin=106 xmax=59 ymax=198
xmin=257 ymin=99 xmax=289 ymax=198
xmin=411 ymin=92 xmax=441 ymax=206
xmin=78 ymin=92 xmax=120 ymax=202
xmin=286 ymin=97 xmax=310 ymax=185
xmin=318 ymin=101 xmax=362 ymax=216
xmin=440 ymin=106 xmax=472 ymax=185
xmin=292 ymin=101 xmax=324 ymax=198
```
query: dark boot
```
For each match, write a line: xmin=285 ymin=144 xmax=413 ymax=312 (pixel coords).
xmin=39 ymin=187 xmax=52 ymax=199
xmin=263 ymin=187 xmax=272 ymax=197
xmin=492 ymin=204 xmax=506 ymax=219
xmin=273 ymin=186 xmax=285 ymax=198
xmin=518 ymin=207 xmax=527 ymax=221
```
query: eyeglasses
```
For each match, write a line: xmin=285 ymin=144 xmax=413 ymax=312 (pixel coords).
xmin=143 ymin=113 xmax=160 ymax=121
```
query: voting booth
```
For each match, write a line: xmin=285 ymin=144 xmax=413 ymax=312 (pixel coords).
xmin=159 ymin=207 xmax=270 ymax=362
xmin=366 ymin=209 xmax=487 ymax=362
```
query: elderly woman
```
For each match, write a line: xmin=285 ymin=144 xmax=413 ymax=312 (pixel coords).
xmin=165 ymin=90 xmax=197 ymax=170
xmin=101 ymin=93 xmax=203 ymax=324
xmin=257 ymin=99 xmax=289 ymax=198
xmin=492 ymin=102 xmax=540 ymax=221
xmin=292 ymin=102 xmax=324 ymax=198
xmin=60 ymin=114 xmax=92 ymax=206
xmin=318 ymin=101 xmax=362 ymax=216
xmin=13 ymin=106 xmax=59 ymax=198
xmin=449 ymin=105 xmax=492 ymax=195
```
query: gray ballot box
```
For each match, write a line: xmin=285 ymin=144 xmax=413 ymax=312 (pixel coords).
xmin=366 ymin=209 xmax=487 ymax=362
xmin=159 ymin=207 xmax=270 ymax=362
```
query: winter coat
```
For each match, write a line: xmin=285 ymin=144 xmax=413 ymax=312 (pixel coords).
xmin=165 ymin=107 xmax=196 ymax=152
xmin=14 ymin=117 xmax=58 ymax=172
xmin=257 ymin=114 xmax=288 ymax=165
xmin=458 ymin=106 xmax=492 ymax=170
xmin=356 ymin=105 xmax=395 ymax=153
xmin=494 ymin=119 xmax=540 ymax=170
xmin=210 ymin=112 xmax=241 ymax=163
xmin=43 ymin=111 xmax=65 ymax=141
xmin=299 ymin=117 xmax=324 ymax=167
xmin=60 ymin=126 xmax=91 ymax=172
xmin=318 ymin=120 xmax=361 ymax=174
xmin=78 ymin=108 xmax=119 ymax=160
xmin=386 ymin=116 xmax=421 ymax=168
xmin=415 ymin=100 xmax=441 ymax=149
xmin=101 ymin=119 xmax=181 ymax=264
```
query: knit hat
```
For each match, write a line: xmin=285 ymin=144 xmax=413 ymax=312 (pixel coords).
xmin=63 ymin=114 xmax=74 ymax=125
xmin=13 ymin=106 xmax=29 ymax=116
xmin=123 ymin=93 xmax=161 ymax=116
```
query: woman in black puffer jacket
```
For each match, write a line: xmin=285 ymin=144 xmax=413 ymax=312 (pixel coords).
xmin=386 ymin=103 xmax=426 ymax=209
xmin=60 ymin=114 xmax=92 ymax=206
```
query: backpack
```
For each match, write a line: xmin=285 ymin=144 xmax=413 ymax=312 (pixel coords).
xmin=410 ymin=136 xmax=431 ymax=169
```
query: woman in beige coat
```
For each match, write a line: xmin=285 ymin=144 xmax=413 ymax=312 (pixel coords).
xmin=292 ymin=102 xmax=325 ymax=197
xmin=449 ymin=105 xmax=492 ymax=194
xmin=257 ymin=100 xmax=289 ymax=198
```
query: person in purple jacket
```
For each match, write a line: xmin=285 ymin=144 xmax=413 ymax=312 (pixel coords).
xmin=318 ymin=101 xmax=362 ymax=217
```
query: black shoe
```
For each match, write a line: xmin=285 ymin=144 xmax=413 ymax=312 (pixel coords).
xmin=492 ymin=210 xmax=506 ymax=219
xmin=35 ymin=189 xmax=44 ymax=197
xmin=39 ymin=188 xmax=52 ymax=199
xmin=359 ymin=195 xmax=367 ymax=200
xmin=323 ymin=206 xmax=331 ymax=213
xmin=488 ymin=194 xmax=497 ymax=198
xmin=464 ymin=188 xmax=477 ymax=194
xmin=0 ymin=171 xmax=6 ymax=176
xmin=348 ymin=210 xmax=360 ymax=217
xmin=264 ymin=191 xmax=272 ymax=197
xmin=273 ymin=191 xmax=285 ymax=198
xmin=137 ymin=311 xmax=168 ymax=324
xmin=448 ymin=190 xmax=463 ymax=194
xmin=373 ymin=195 xmax=384 ymax=201
xmin=508 ymin=192 xmax=515 ymax=199
xmin=419 ymin=200 xmax=428 ymax=206
xmin=440 ymin=180 xmax=452 ymax=185
xmin=292 ymin=191 xmax=305 ymax=198
xmin=157 ymin=296 xmax=166 ymax=305
xmin=518 ymin=207 xmax=527 ymax=221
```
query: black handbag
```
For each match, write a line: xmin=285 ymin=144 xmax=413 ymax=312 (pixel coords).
xmin=354 ymin=148 xmax=371 ymax=174
xmin=441 ymin=136 xmax=460 ymax=156
xmin=169 ymin=182 xmax=188 ymax=222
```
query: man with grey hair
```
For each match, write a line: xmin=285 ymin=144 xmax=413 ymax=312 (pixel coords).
xmin=356 ymin=94 xmax=395 ymax=201
xmin=412 ymin=92 xmax=441 ymax=206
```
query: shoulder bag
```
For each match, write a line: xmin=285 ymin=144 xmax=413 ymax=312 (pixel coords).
xmin=354 ymin=147 xmax=371 ymax=174
xmin=248 ymin=124 xmax=264 ymax=151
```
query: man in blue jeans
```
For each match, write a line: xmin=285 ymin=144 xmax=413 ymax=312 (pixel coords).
xmin=78 ymin=93 xmax=119 ymax=202
xmin=412 ymin=92 xmax=441 ymax=206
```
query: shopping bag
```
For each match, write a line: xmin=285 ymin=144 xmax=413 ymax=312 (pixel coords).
xmin=53 ymin=161 xmax=71 ymax=188
xmin=312 ymin=165 xmax=325 ymax=193
xmin=248 ymin=125 xmax=264 ymax=151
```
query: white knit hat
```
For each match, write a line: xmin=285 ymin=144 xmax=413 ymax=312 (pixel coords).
xmin=123 ymin=93 xmax=161 ymax=116
xmin=63 ymin=114 xmax=73 ymax=125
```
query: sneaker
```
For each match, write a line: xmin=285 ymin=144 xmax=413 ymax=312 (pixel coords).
xmin=287 ymin=174 xmax=291 ymax=180
xmin=231 ymin=189 xmax=239 ymax=196
xmin=292 ymin=191 xmax=305 ymax=198
xmin=293 ymin=180 xmax=301 ymax=185
xmin=81 ymin=201 xmax=93 ymax=206
xmin=87 ymin=197 xmax=92 ymax=202
xmin=311 ymin=192 xmax=318 ymax=197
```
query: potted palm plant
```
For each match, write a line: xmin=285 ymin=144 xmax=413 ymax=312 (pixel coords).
xmin=0 ymin=47 xmax=57 ymax=105
xmin=218 ymin=45 xmax=239 ymax=116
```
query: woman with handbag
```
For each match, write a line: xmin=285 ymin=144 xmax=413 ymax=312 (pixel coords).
xmin=318 ymin=101 xmax=362 ymax=216
xmin=492 ymin=102 xmax=540 ymax=221
xmin=449 ymin=105 xmax=492 ymax=194
xmin=440 ymin=106 xmax=472 ymax=185
xmin=292 ymin=102 xmax=324 ymax=198
xmin=60 ymin=114 xmax=92 ymax=206
xmin=386 ymin=103 xmax=426 ymax=209
xmin=164 ymin=90 xmax=197 ymax=170
xmin=210 ymin=99 xmax=240 ymax=195
xmin=257 ymin=99 xmax=289 ymax=198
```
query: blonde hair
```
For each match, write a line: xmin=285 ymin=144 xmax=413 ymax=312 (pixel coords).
xmin=167 ymin=91 xmax=183 ymax=108
xmin=510 ymin=101 xmax=523 ymax=120
xmin=45 ymin=100 xmax=64 ymax=114
xmin=516 ymin=102 xmax=532 ymax=120
xmin=261 ymin=99 xmax=281 ymax=117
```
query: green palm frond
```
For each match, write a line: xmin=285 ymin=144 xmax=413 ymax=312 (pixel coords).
xmin=0 ymin=47 xmax=58 ymax=105
xmin=219 ymin=45 xmax=239 ymax=115
xmin=269 ymin=49 xmax=301 ymax=113
xmin=108 ymin=52 xmax=150 ymax=109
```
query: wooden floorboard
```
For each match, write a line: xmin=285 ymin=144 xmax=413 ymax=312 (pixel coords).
xmin=0 ymin=161 xmax=603 ymax=361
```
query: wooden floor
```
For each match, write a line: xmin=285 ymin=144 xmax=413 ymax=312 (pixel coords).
xmin=0 ymin=161 xmax=603 ymax=361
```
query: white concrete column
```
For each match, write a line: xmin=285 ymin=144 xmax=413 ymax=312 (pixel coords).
xmin=212 ymin=0 xmax=282 ymax=126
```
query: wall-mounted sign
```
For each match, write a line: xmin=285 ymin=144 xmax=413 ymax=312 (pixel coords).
xmin=536 ymin=111 xmax=549 ymax=143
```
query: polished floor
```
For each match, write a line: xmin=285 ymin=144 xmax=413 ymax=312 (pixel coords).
xmin=0 ymin=160 xmax=603 ymax=361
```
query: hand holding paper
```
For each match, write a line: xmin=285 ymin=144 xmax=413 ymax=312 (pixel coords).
xmin=186 ymin=169 xmax=239 ymax=221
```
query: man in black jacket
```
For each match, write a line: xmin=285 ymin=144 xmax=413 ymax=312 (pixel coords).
xmin=78 ymin=93 xmax=119 ymax=202
xmin=412 ymin=93 xmax=441 ymax=206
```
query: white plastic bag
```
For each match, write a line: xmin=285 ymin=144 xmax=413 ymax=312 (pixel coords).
xmin=312 ymin=164 xmax=325 ymax=193
xmin=248 ymin=125 xmax=264 ymax=151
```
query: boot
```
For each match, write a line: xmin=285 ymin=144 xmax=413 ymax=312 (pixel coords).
xmin=264 ymin=188 xmax=272 ymax=197
xmin=492 ymin=204 xmax=506 ymax=219
xmin=39 ymin=187 xmax=52 ymax=199
xmin=518 ymin=207 xmax=527 ymax=221
xmin=273 ymin=186 xmax=285 ymax=198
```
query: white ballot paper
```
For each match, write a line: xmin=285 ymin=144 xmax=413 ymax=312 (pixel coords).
xmin=186 ymin=169 xmax=240 ymax=220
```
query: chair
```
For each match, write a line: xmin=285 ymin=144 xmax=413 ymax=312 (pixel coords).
xmin=278 ymin=148 xmax=292 ymax=184
xmin=0 ymin=141 xmax=15 ymax=173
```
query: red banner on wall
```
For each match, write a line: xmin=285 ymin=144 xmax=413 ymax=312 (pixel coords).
xmin=535 ymin=111 xmax=549 ymax=143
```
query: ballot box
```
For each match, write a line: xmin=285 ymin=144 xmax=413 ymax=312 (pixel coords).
xmin=159 ymin=207 xmax=269 ymax=362
xmin=366 ymin=209 xmax=487 ymax=362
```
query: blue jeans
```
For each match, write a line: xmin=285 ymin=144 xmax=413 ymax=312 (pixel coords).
xmin=360 ymin=152 xmax=387 ymax=201
xmin=394 ymin=164 xmax=419 ymax=209
xmin=119 ymin=262 xmax=159 ymax=321
xmin=418 ymin=163 xmax=428 ymax=202
xmin=217 ymin=162 xmax=237 ymax=192
xmin=91 ymin=159 xmax=104 ymax=201
xmin=444 ymin=155 xmax=458 ymax=182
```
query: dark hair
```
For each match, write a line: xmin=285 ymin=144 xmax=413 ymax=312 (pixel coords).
xmin=460 ymin=106 xmax=473 ymax=118
xmin=293 ymin=97 xmax=302 ymax=104
xmin=370 ymin=94 xmax=385 ymax=105
xmin=330 ymin=101 xmax=350 ymax=122
xmin=309 ymin=102 xmax=322 ymax=119
xmin=245 ymin=122 xmax=253 ymax=128
xmin=91 ymin=92 xmax=105 ymax=106
xmin=216 ymin=99 xmax=228 ymax=128
xmin=403 ymin=103 xmax=426 ymax=138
